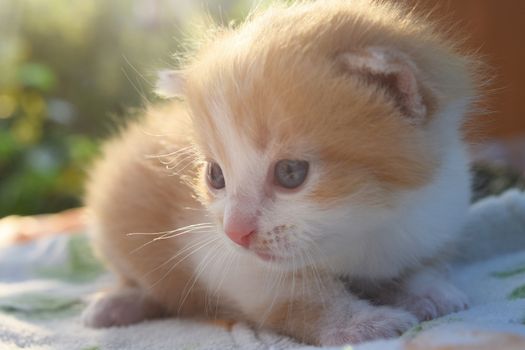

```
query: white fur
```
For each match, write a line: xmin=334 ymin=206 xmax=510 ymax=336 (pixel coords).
xmin=310 ymin=101 xmax=471 ymax=278
xmin=189 ymin=91 xmax=471 ymax=327
xmin=397 ymin=268 xmax=469 ymax=321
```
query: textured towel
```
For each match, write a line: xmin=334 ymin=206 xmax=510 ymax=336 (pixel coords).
xmin=1 ymin=190 xmax=525 ymax=350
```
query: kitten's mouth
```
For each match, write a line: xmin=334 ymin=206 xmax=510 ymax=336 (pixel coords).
xmin=253 ymin=249 xmax=283 ymax=262
xmin=255 ymin=251 xmax=277 ymax=261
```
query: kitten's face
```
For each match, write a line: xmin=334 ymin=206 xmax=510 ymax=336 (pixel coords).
xmin=181 ymin=38 xmax=439 ymax=270
xmin=153 ymin=0 xmax=474 ymax=274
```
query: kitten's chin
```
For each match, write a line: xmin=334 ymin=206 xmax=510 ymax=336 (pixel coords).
xmin=230 ymin=242 xmax=304 ymax=270
xmin=239 ymin=246 xmax=290 ymax=265
xmin=250 ymin=248 xmax=306 ymax=271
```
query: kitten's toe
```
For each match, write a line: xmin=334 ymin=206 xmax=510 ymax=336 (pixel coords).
xmin=319 ymin=306 xmax=417 ymax=346
xmin=399 ymin=283 xmax=469 ymax=321
xmin=82 ymin=288 xmax=165 ymax=328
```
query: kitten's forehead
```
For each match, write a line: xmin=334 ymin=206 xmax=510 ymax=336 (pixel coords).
xmin=190 ymin=63 xmax=312 ymax=161
xmin=203 ymin=90 xmax=270 ymax=194
xmin=188 ymin=54 xmax=318 ymax=155
xmin=188 ymin=54 xmax=435 ymax=203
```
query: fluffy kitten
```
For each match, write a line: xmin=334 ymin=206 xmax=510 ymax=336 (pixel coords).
xmin=83 ymin=0 xmax=478 ymax=346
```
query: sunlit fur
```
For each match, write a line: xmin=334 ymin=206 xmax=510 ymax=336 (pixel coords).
xmin=85 ymin=0 xmax=479 ymax=346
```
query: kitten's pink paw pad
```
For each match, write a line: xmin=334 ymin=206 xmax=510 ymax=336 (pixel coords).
xmin=402 ymin=284 xmax=469 ymax=321
xmin=320 ymin=307 xmax=417 ymax=346
xmin=82 ymin=291 xmax=162 ymax=328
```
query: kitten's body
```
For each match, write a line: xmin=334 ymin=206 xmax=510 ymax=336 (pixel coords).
xmin=84 ymin=1 xmax=477 ymax=345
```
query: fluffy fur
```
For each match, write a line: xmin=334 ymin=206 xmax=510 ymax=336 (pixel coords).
xmin=84 ymin=0 xmax=478 ymax=346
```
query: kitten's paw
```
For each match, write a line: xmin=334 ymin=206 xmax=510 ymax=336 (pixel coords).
xmin=319 ymin=306 xmax=417 ymax=346
xmin=400 ymin=283 xmax=469 ymax=321
xmin=82 ymin=288 xmax=164 ymax=328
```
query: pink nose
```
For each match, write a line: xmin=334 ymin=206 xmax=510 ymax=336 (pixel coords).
xmin=225 ymin=216 xmax=257 ymax=248
xmin=226 ymin=229 xmax=255 ymax=248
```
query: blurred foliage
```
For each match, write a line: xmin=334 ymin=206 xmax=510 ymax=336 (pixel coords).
xmin=0 ymin=0 xmax=256 ymax=217
xmin=471 ymin=163 xmax=525 ymax=202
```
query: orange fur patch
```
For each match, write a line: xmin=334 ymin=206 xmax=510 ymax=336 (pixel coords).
xmin=183 ymin=0 xmax=475 ymax=203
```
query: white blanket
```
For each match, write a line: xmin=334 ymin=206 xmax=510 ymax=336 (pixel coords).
xmin=1 ymin=190 xmax=525 ymax=350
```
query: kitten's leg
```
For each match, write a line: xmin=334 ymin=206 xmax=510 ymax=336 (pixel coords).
xmin=252 ymin=278 xmax=417 ymax=346
xmin=393 ymin=268 xmax=469 ymax=321
xmin=83 ymin=286 xmax=166 ymax=328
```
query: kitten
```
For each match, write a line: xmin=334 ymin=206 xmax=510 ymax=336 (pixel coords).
xmin=83 ymin=0 xmax=478 ymax=346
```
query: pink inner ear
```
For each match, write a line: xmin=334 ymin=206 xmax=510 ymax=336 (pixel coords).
xmin=339 ymin=48 xmax=427 ymax=123
xmin=378 ymin=66 xmax=427 ymax=120
xmin=155 ymin=70 xmax=185 ymax=98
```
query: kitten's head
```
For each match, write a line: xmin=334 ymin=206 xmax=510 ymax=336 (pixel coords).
xmin=156 ymin=1 xmax=475 ymax=271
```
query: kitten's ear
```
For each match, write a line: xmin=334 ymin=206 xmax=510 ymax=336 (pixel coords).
xmin=155 ymin=70 xmax=185 ymax=98
xmin=339 ymin=47 xmax=431 ymax=123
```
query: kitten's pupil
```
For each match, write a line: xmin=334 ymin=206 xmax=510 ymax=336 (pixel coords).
xmin=275 ymin=160 xmax=309 ymax=189
xmin=207 ymin=162 xmax=225 ymax=189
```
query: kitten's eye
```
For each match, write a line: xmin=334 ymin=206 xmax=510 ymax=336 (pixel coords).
xmin=274 ymin=160 xmax=309 ymax=189
xmin=207 ymin=161 xmax=225 ymax=189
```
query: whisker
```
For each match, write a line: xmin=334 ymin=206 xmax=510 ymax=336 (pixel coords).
xmin=156 ymin=228 xmax=215 ymax=241
xmin=122 ymin=54 xmax=153 ymax=87
xmin=145 ymin=146 xmax=197 ymax=160
xmin=147 ymin=236 xmax=215 ymax=275
xmin=121 ymin=66 xmax=150 ymax=105
xmin=203 ymin=248 xmax=227 ymax=316
xmin=182 ymin=207 xmax=208 ymax=212
xmin=128 ymin=223 xmax=214 ymax=254
xmin=170 ymin=156 xmax=201 ymax=175
xmin=258 ymin=264 xmax=285 ymax=328
xmin=310 ymin=241 xmax=333 ymax=273
xmin=150 ymin=236 xmax=220 ymax=288
xmin=178 ymin=243 xmax=222 ymax=314
xmin=213 ymin=248 xmax=236 ymax=319
xmin=129 ymin=227 xmax=214 ymax=254
xmin=287 ymin=251 xmax=296 ymax=325
xmin=298 ymin=250 xmax=308 ymax=343
xmin=127 ymin=223 xmax=213 ymax=236
xmin=304 ymin=250 xmax=326 ymax=310
xmin=162 ymin=149 xmax=198 ymax=166
xmin=165 ymin=154 xmax=198 ymax=170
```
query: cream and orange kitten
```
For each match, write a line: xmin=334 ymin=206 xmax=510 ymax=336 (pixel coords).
xmin=83 ymin=0 xmax=478 ymax=346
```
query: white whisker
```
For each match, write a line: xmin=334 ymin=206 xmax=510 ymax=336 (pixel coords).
xmin=129 ymin=224 xmax=215 ymax=254
xmin=170 ymin=156 xmax=201 ymax=175
xmin=148 ymin=236 xmax=220 ymax=288
xmin=178 ymin=243 xmax=221 ymax=314
xmin=156 ymin=228 xmax=216 ymax=240
xmin=165 ymin=153 xmax=198 ymax=169
xmin=304 ymin=250 xmax=326 ymax=310
xmin=213 ymin=249 xmax=236 ymax=319
xmin=127 ymin=222 xmax=213 ymax=236
xmin=258 ymin=264 xmax=285 ymax=328
xmin=287 ymin=250 xmax=296 ymax=325
xmin=145 ymin=146 xmax=197 ymax=160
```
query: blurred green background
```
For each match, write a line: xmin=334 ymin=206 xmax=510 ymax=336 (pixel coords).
xmin=0 ymin=0 xmax=255 ymax=217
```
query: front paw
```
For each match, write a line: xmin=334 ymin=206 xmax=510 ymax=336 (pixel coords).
xmin=399 ymin=283 xmax=469 ymax=321
xmin=82 ymin=289 xmax=164 ymax=328
xmin=319 ymin=306 xmax=417 ymax=346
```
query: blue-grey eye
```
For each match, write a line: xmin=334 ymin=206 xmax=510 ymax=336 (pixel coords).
xmin=274 ymin=160 xmax=309 ymax=189
xmin=207 ymin=162 xmax=225 ymax=189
